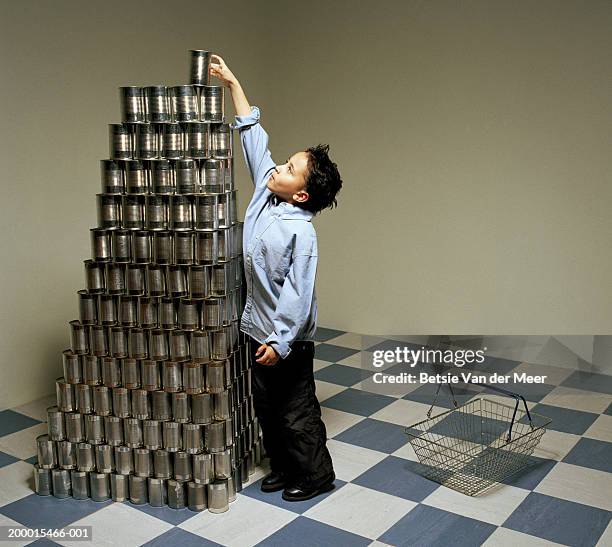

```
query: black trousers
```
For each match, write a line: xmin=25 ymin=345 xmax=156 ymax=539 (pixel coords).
xmin=249 ymin=336 xmax=335 ymax=489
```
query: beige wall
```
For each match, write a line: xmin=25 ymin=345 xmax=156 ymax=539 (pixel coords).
xmin=1 ymin=0 xmax=611 ymax=408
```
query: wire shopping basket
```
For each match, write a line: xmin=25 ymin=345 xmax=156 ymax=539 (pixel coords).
xmin=404 ymin=381 xmax=552 ymax=496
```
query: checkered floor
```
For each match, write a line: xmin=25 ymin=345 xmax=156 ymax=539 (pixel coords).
xmin=1 ymin=327 xmax=611 ymax=546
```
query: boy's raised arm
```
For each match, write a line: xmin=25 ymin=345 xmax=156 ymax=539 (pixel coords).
xmin=210 ymin=54 xmax=275 ymax=188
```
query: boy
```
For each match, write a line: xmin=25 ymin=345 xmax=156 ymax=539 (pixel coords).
xmin=209 ymin=55 xmax=342 ymax=501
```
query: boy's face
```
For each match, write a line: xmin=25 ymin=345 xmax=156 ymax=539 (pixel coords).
xmin=267 ymin=151 xmax=310 ymax=205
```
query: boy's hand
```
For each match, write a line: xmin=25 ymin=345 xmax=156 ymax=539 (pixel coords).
xmin=209 ymin=54 xmax=238 ymax=88
xmin=255 ymin=343 xmax=280 ymax=366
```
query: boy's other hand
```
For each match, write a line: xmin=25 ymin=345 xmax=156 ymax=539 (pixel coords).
xmin=209 ymin=54 xmax=238 ymax=88
xmin=255 ymin=343 xmax=280 ymax=366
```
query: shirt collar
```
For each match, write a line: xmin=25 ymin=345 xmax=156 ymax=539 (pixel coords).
xmin=269 ymin=194 xmax=314 ymax=222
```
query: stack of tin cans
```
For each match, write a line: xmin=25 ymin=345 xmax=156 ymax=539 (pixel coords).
xmin=33 ymin=50 xmax=263 ymax=513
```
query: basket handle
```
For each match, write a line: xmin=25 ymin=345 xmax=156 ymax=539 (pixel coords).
xmin=469 ymin=381 xmax=533 ymax=442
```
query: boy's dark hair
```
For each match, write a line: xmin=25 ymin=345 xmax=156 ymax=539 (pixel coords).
xmin=298 ymin=144 xmax=342 ymax=215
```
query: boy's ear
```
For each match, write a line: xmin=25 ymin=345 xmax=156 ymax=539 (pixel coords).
xmin=294 ymin=190 xmax=309 ymax=203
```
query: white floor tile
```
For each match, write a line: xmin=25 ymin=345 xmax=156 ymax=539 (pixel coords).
xmin=321 ymin=407 xmax=365 ymax=438
xmin=584 ymin=414 xmax=612 ymax=443
xmin=422 ymin=483 xmax=530 ymax=526
xmin=12 ymin=394 xmax=56 ymax=422
xmin=179 ymin=494 xmax=297 ymax=547
xmin=539 ymin=386 xmax=612 ymax=414
xmin=314 ymin=380 xmax=347 ymax=402
xmin=483 ymin=526 xmax=566 ymax=546
xmin=314 ymin=359 xmax=332 ymax=371
xmin=370 ymin=399 xmax=446 ymax=428
xmin=0 ymin=461 xmax=36 ymax=508
xmin=325 ymin=332 xmax=363 ymax=350
xmin=326 ymin=439 xmax=387 ymax=482
xmin=56 ymin=502 xmax=172 ymax=547
xmin=532 ymin=429 xmax=581 ymax=461
xmin=391 ymin=441 xmax=419 ymax=462
xmin=534 ymin=461 xmax=612 ymax=512
xmin=336 ymin=352 xmax=364 ymax=369
xmin=304 ymin=483 xmax=417 ymax=540
xmin=0 ymin=423 xmax=48 ymax=460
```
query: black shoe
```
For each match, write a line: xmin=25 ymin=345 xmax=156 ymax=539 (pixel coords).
xmin=261 ymin=471 xmax=287 ymax=493
xmin=281 ymin=475 xmax=335 ymax=502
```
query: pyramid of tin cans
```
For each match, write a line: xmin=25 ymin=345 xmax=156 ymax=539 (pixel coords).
xmin=33 ymin=50 xmax=264 ymax=513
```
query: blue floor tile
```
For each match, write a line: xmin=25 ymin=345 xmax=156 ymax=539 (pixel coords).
xmin=314 ymin=364 xmax=372 ymax=387
xmin=257 ymin=515 xmax=371 ymax=547
xmin=333 ymin=418 xmax=410 ymax=454
xmin=315 ymin=344 xmax=360 ymax=363
xmin=379 ymin=504 xmax=496 ymax=547
xmin=0 ymin=493 xmax=111 ymax=530
xmin=352 ymin=455 xmax=440 ymax=502
xmin=524 ymin=403 xmax=598 ymax=435
xmin=314 ymin=327 xmax=347 ymax=342
xmin=27 ymin=539 xmax=62 ymax=546
xmin=321 ymin=388 xmax=396 ymax=417
xmin=502 ymin=492 xmax=611 ymax=547
xmin=0 ymin=451 xmax=20 ymax=468
xmin=25 ymin=455 xmax=38 ymax=466
xmin=143 ymin=527 xmax=223 ymax=547
xmin=562 ymin=437 xmax=612 ymax=474
xmin=561 ymin=370 xmax=612 ymax=395
xmin=497 ymin=380 xmax=556 ymax=403
xmin=605 ymin=402 xmax=612 ymax=416
xmin=0 ymin=410 xmax=42 ymax=437
xmin=242 ymin=476 xmax=345 ymax=514
xmin=132 ymin=501 xmax=200 ymax=525
xmin=429 ymin=411 xmax=512 ymax=445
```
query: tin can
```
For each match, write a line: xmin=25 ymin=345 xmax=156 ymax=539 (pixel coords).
xmin=159 ymin=297 xmax=177 ymax=329
xmin=105 ymin=415 xmax=125 ymax=444
xmin=189 ymin=266 xmax=208 ymax=299
xmin=146 ymin=264 xmax=166 ymax=296
xmin=135 ymin=449 xmax=156 ymax=480
xmin=124 ymin=417 xmax=143 ymax=448
xmin=120 ymin=86 xmax=145 ymax=123
xmin=100 ymin=159 xmax=125 ymax=194
xmin=201 ymin=159 xmax=224 ymax=192
xmin=76 ymin=442 xmax=95 ymax=472
xmin=200 ymin=85 xmax=224 ymax=123
xmin=56 ymin=377 xmax=75 ymax=412
xmin=105 ymin=263 xmax=125 ymax=295
xmin=170 ymin=195 xmax=193 ymax=230
xmin=174 ymin=231 xmax=194 ymax=265
xmin=110 ymin=473 xmax=130 ymax=501
xmin=163 ymin=421 xmax=181 ymax=452
xmin=135 ymin=123 xmax=158 ymax=160
xmin=172 ymin=392 xmax=190 ymax=423
xmin=125 ymin=159 xmax=149 ymax=194
xmin=84 ymin=260 xmax=105 ymax=294
xmin=115 ymin=445 xmax=134 ymax=475
xmin=153 ymin=231 xmax=173 ymax=264
xmin=170 ymin=330 xmax=189 ymax=361
xmin=217 ymin=226 xmax=233 ymax=261
xmin=168 ymin=265 xmax=188 ymax=297
xmin=193 ymin=453 xmax=214 ymax=484
xmin=109 ymin=123 xmax=133 ymax=160
xmin=141 ymin=360 xmax=161 ymax=391
xmin=121 ymin=194 xmax=145 ymax=230
xmin=192 ymin=393 xmax=213 ymax=425
xmin=129 ymin=475 xmax=148 ymax=504
xmin=210 ymin=123 xmax=232 ymax=159
xmin=51 ymin=469 xmax=72 ymax=499
xmin=143 ymin=420 xmax=162 ymax=450
xmin=145 ymin=86 xmax=171 ymax=123
xmin=90 ymin=325 xmax=109 ymax=356
xmin=126 ymin=264 xmax=146 ymax=295
xmin=34 ymin=465 xmax=52 ymax=496
xmin=153 ymin=449 xmax=172 ymax=479
xmin=47 ymin=406 xmax=66 ymax=441
xmin=110 ymin=230 xmax=131 ymax=263
xmin=167 ymin=479 xmax=186 ymax=509
xmin=95 ymin=444 xmax=115 ymax=474
xmin=195 ymin=231 xmax=218 ymax=265
xmin=90 ymin=228 xmax=112 ymax=262
xmin=145 ymin=195 xmax=168 ymax=231
xmin=76 ymin=384 xmax=93 ymax=414
xmin=111 ymin=326 xmax=128 ymax=358
xmin=160 ymin=123 xmax=183 ymax=159
xmin=195 ymin=193 xmax=219 ymax=230
xmin=207 ymin=480 xmax=229 ymax=513
xmin=71 ymin=470 xmax=89 ymax=499
xmin=148 ymin=477 xmax=167 ymax=507
xmin=152 ymin=390 xmax=171 ymax=421
xmin=176 ymin=159 xmax=198 ymax=194
xmin=162 ymin=360 xmax=183 ymax=392
xmin=171 ymin=85 xmax=198 ymax=122
xmin=190 ymin=50 xmax=211 ymax=86
xmin=173 ymin=451 xmax=192 ymax=481
xmin=93 ymin=385 xmax=112 ymax=416
xmin=84 ymin=414 xmax=105 ymax=444
xmin=62 ymin=350 xmax=82 ymax=384
xmin=131 ymin=389 xmax=151 ymax=419
xmin=187 ymin=482 xmax=207 ymax=512
xmin=185 ymin=123 xmax=209 ymax=159
xmin=118 ymin=295 xmax=138 ymax=327
xmin=111 ymin=387 xmax=130 ymax=419
xmin=36 ymin=434 xmax=57 ymax=469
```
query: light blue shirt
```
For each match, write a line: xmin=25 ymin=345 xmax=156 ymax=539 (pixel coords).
xmin=232 ymin=106 xmax=318 ymax=359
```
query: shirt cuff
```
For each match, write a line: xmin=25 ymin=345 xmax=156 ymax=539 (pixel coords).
xmin=264 ymin=334 xmax=292 ymax=360
xmin=231 ymin=105 xmax=260 ymax=130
